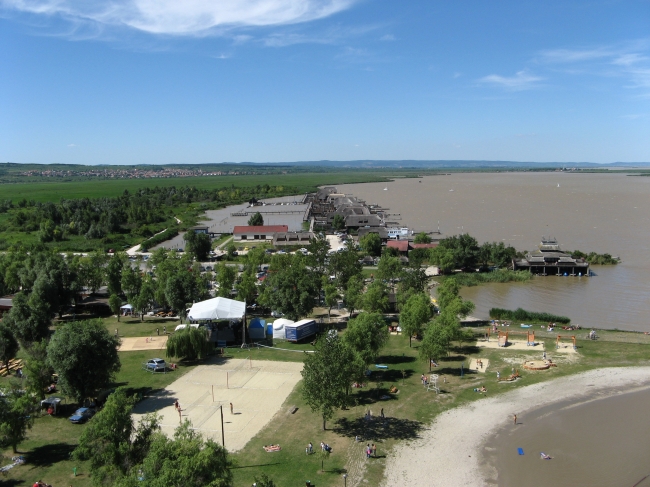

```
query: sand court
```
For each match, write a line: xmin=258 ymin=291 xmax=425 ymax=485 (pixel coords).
xmin=118 ymin=335 xmax=168 ymax=352
xmin=468 ymin=358 xmax=490 ymax=373
xmin=476 ymin=339 xmax=544 ymax=351
xmin=132 ymin=358 xmax=303 ymax=452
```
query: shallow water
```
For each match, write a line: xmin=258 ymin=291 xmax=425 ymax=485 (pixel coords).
xmin=481 ymin=386 xmax=650 ymax=487
xmin=338 ymin=173 xmax=650 ymax=332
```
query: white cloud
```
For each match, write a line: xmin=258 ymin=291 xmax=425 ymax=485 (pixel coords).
xmin=67 ymin=143 xmax=77 ymax=147
xmin=478 ymin=70 xmax=543 ymax=91
xmin=536 ymin=41 xmax=650 ymax=95
xmin=380 ymin=34 xmax=394 ymax=41
xmin=1 ymin=0 xmax=358 ymax=35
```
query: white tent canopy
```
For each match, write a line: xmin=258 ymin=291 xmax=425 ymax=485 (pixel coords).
xmin=187 ymin=297 xmax=246 ymax=321
xmin=120 ymin=304 xmax=134 ymax=309
xmin=272 ymin=318 xmax=295 ymax=339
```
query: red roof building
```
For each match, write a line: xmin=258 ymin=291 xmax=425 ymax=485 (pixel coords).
xmin=387 ymin=240 xmax=411 ymax=253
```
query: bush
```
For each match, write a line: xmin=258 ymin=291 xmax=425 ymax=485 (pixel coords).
xmin=489 ymin=307 xmax=570 ymax=324
xmin=451 ymin=269 xmax=532 ymax=287
xmin=140 ymin=227 xmax=178 ymax=252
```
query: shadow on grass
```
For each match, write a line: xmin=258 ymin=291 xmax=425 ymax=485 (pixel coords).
xmin=333 ymin=416 xmax=423 ymax=441
xmin=26 ymin=442 xmax=75 ymax=468
xmin=378 ymin=355 xmax=416 ymax=365
xmin=352 ymin=387 xmax=399 ymax=406
xmin=231 ymin=462 xmax=283 ymax=469
xmin=0 ymin=479 xmax=24 ymax=486
xmin=453 ymin=345 xmax=481 ymax=355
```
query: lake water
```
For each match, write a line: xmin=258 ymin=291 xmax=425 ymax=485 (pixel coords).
xmin=338 ymin=173 xmax=650 ymax=332
xmin=480 ymin=386 xmax=650 ymax=487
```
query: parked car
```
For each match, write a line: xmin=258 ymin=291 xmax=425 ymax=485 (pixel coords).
xmin=69 ymin=407 xmax=96 ymax=424
xmin=271 ymin=310 xmax=284 ymax=318
xmin=145 ymin=358 xmax=166 ymax=372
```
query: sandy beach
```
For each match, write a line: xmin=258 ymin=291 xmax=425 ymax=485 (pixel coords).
xmin=382 ymin=367 xmax=650 ymax=487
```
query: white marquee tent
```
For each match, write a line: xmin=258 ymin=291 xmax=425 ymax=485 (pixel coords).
xmin=187 ymin=297 xmax=246 ymax=322
xmin=272 ymin=318 xmax=295 ymax=339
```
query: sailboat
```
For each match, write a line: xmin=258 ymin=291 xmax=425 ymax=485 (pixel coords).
xmin=557 ymin=183 xmax=560 ymax=188
xmin=383 ymin=186 xmax=388 ymax=191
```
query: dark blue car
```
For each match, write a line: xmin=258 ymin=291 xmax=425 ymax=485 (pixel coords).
xmin=69 ymin=407 xmax=96 ymax=424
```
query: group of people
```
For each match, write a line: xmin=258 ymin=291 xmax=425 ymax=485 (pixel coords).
xmin=32 ymin=482 xmax=53 ymax=487
xmin=320 ymin=442 xmax=332 ymax=453
xmin=365 ymin=443 xmax=377 ymax=458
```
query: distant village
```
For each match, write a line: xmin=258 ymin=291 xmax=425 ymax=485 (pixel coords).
xmin=17 ymin=167 xmax=277 ymax=179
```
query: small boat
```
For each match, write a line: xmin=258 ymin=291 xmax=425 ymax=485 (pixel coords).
xmin=557 ymin=184 xmax=560 ymax=188
xmin=383 ymin=186 xmax=388 ymax=191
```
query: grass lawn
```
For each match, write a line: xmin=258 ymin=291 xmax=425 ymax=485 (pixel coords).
xmin=2 ymin=318 xmax=649 ymax=487
xmin=0 ymin=316 xmax=196 ymax=487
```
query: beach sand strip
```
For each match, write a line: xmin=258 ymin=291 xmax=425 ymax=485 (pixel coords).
xmin=381 ymin=366 xmax=650 ymax=487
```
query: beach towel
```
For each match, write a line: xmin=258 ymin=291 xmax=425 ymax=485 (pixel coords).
xmin=517 ymin=448 xmax=524 ymax=455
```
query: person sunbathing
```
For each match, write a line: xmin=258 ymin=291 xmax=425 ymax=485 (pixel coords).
xmin=540 ymin=452 xmax=552 ymax=460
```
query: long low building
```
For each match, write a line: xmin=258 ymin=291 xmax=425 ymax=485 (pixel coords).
xmin=233 ymin=225 xmax=288 ymax=242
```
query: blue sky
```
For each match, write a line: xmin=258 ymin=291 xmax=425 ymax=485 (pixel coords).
xmin=1 ymin=0 xmax=649 ymax=165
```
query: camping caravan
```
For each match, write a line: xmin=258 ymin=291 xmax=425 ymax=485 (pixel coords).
xmin=272 ymin=318 xmax=294 ymax=340
xmin=284 ymin=319 xmax=317 ymax=342
xmin=248 ymin=318 xmax=266 ymax=340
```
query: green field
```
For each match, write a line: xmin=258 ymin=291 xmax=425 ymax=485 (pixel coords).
xmin=0 ymin=171 xmax=417 ymax=203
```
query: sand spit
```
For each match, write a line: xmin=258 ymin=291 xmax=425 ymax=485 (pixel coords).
xmin=382 ymin=367 xmax=650 ymax=487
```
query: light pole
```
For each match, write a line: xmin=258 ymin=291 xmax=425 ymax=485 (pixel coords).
xmin=343 ymin=473 xmax=347 ymax=487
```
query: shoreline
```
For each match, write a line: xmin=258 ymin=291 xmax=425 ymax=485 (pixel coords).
xmin=381 ymin=367 xmax=650 ymax=487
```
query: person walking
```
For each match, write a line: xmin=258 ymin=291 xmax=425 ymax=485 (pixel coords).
xmin=156 ymin=328 xmax=159 ymax=336
xmin=497 ymin=371 xmax=500 ymax=380
xmin=230 ymin=402 xmax=234 ymax=414
xmin=372 ymin=444 xmax=376 ymax=457
xmin=380 ymin=408 xmax=384 ymax=418
xmin=163 ymin=326 xmax=166 ymax=334
xmin=366 ymin=444 xmax=371 ymax=459
xmin=513 ymin=414 xmax=517 ymax=425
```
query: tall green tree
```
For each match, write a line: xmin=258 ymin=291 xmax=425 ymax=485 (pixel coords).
xmin=342 ymin=312 xmax=389 ymax=367
xmin=419 ymin=322 xmax=450 ymax=371
xmin=236 ymin=271 xmax=257 ymax=305
xmin=0 ymin=384 xmax=38 ymax=453
xmin=166 ymin=327 xmax=212 ymax=361
xmin=165 ymin=272 xmax=198 ymax=323
xmin=184 ymin=231 xmax=212 ymax=262
xmin=261 ymin=254 xmax=319 ymax=321
xmin=323 ymin=283 xmax=340 ymax=321
xmin=376 ymin=255 xmax=401 ymax=284
xmin=414 ymin=232 xmax=432 ymax=244
xmin=113 ymin=420 xmax=232 ymax=487
xmin=301 ymin=335 xmax=358 ymax=430
xmin=23 ymin=339 xmax=53 ymax=401
xmin=0 ymin=323 xmax=18 ymax=372
xmin=121 ymin=266 xmax=143 ymax=305
xmin=328 ymin=241 xmax=362 ymax=289
xmin=47 ymin=320 xmax=121 ymax=403
xmin=343 ymin=275 xmax=364 ymax=316
xmin=74 ymin=388 xmax=160 ymax=486
xmin=359 ymin=233 xmax=382 ymax=257
xmin=332 ymin=213 xmax=345 ymax=231
xmin=429 ymin=246 xmax=456 ymax=274
xmin=307 ymin=233 xmax=331 ymax=278
xmin=247 ymin=212 xmax=264 ymax=226
xmin=109 ymin=294 xmax=123 ymax=321
xmin=106 ymin=253 xmax=127 ymax=296
xmin=215 ymin=263 xmax=237 ymax=298
xmin=399 ymin=293 xmax=433 ymax=347
xmin=3 ymin=291 xmax=51 ymax=345
xmin=361 ymin=280 xmax=389 ymax=313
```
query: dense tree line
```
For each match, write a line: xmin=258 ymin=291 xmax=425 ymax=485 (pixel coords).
xmin=429 ymin=233 xmax=517 ymax=273
xmin=0 ymin=183 xmax=299 ymax=247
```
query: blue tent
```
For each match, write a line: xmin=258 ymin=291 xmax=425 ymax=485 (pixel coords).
xmin=248 ymin=318 xmax=266 ymax=340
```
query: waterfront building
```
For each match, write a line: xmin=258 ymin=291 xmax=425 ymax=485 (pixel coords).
xmin=512 ymin=237 xmax=589 ymax=276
